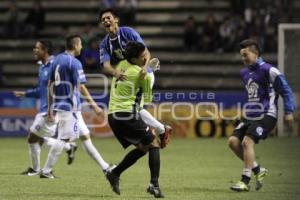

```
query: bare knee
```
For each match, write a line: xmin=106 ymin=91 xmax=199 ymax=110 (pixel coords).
xmin=228 ymin=136 xmax=240 ymax=148
xmin=241 ymin=136 xmax=254 ymax=149
xmin=136 ymin=143 xmax=151 ymax=153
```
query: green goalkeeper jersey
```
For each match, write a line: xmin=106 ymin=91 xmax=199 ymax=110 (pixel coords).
xmin=108 ymin=60 xmax=152 ymax=114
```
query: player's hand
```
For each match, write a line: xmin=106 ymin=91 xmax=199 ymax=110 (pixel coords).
xmin=149 ymin=58 xmax=160 ymax=72
xmin=284 ymin=113 xmax=294 ymax=122
xmin=14 ymin=91 xmax=25 ymax=98
xmin=114 ymin=70 xmax=127 ymax=81
xmin=94 ymin=106 xmax=104 ymax=117
xmin=47 ymin=114 xmax=55 ymax=123
xmin=139 ymin=68 xmax=147 ymax=79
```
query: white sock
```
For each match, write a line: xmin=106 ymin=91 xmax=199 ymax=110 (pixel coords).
xmin=43 ymin=137 xmax=56 ymax=148
xmin=139 ymin=109 xmax=165 ymax=134
xmin=82 ymin=139 xmax=109 ymax=171
xmin=42 ymin=140 xmax=65 ymax=174
xmin=29 ymin=143 xmax=41 ymax=172
xmin=242 ymin=168 xmax=252 ymax=178
xmin=64 ymin=142 xmax=71 ymax=151
xmin=252 ymin=161 xmax=259 ymax=169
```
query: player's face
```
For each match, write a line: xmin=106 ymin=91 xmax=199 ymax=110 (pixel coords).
xmin=33 ymin=42 xmax=45 ymax=61
xmin=74 ymin=38 xmax=82 ymax=56
xmin=132 ymin=50 xmax=147 ymax=67
xmin=240 ymin=47 xmax=258 ymax=65
xmin=101 ymin=12 xmax=119 ymax=34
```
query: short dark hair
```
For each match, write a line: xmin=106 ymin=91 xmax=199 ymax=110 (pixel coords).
xmin=99 ymin=8 xmax=118 ymax=19
xmin=39 ymin=40 xmax=53 ymax=55
xmin=124 ymin=41 xmax=146 ymax=63
xmin=65 ymin=35 xmax=81 ymax=50
xmin=239 ymin=39 xmax=261 ymax=56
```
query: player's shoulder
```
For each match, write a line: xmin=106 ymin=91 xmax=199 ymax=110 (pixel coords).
xmin=120 ymin=26 xmax=138 ymax=34
xmin=240 ymin=66 xmax=248 ymax=76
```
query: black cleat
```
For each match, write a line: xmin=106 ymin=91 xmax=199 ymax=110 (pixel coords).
xmin=105 ymin=170 xmax=120 ymax=195
xmin=40 ymin=171 xmax=56 ymax=179
xmin=20 ymin=167 xmax=40 ymax=176
xmin=147 ymin=183 xmax=164 ymax=198
xmin=66 ymin=144 xmax=77 ymax=165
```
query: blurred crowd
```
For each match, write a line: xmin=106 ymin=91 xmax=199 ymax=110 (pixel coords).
xmin=184 ymin=0 xmax=294 ymax=53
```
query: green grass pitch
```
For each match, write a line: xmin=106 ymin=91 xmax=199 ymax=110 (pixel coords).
xmin=0 ymin=137 xmax=299 ymax=200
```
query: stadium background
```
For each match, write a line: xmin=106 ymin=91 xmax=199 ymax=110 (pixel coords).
xmin=0 ymin=0 xmax=299 ymax=138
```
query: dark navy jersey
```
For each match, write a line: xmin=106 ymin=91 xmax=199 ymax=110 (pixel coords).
xmin=99 ymin=26 xmax=146 ymax=66
xmin=240 ymin=57 xmax=295 ymax=118
xmin=25 ymin=56 xmax=54 ymax=113
xmin=49 ymin=52 xmax=82 ymax=111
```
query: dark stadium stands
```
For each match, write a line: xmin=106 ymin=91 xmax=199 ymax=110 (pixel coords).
xmin=0 ymin=0 xmax=291 ymax=91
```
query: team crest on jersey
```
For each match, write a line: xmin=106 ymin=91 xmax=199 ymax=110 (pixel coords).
xmin=246 ymin=78 xmax=259 ymax=101
xmin=256 ymin=126 xmax=263 ymax=136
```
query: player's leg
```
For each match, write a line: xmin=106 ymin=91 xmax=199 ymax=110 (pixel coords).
xmin=77 ymin=111 xmax=109 ymax=170
xmin=147 ymin=137 xmax=164 ymax=198
xmin=106 ymin=112 xmax=154 ymax=195
xmin=40 ymin=111 xmax=78 ymax=178
xmin=22 ymin=113 xmax=56 ymax=175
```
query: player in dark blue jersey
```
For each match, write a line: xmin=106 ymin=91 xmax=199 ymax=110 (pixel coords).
xmin=99 ymin=9 xmax=171 ymax=197
xmin=228 ymin=39 xmax=296 ymax=192
xmin=14 ymin=40 xmax=64 ymax=176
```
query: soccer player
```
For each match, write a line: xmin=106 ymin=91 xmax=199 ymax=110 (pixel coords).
xmin=99 ymin=9 xmax=171 ymax=197
xmin=40 ymin=35 xmax=109 ymax=178
xmin=105 ymin=41 xmax=169 ymax=197
xmin=14 ymin=40 xmax=72 ymax=176
xmin=228 ymin=39 xmax=295 ymax=191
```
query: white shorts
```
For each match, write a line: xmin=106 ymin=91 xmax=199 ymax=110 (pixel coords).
xmin=56 ymin=111 xmax=79 ymax=141
xmin=75 ymin=111 xmax=90 ymax=136
xmin=30 ymin=112 xmax=56 ymax=137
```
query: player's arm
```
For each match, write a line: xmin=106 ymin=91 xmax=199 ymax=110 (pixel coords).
xmin=100 ymin=39 xmax=127 ymax=81
xmin=47 ymin=80 xmax=54 ymax=122
xmin=270 ymin=67 xmax=296 ymax=121
xmin=140 ymin=74 xmax=153 ymax=104
xmin=102 ymin=61 xmax=127 ymax=81
xmin=80 ymin=84 xmax=104 ymax=116
xmin=14 ymin=87 xmax=40 ymax=98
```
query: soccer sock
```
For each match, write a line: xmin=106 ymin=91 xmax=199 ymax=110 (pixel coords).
xmin=252 ymin=162 xmax=261 ymax=175
xmin=42 ymin=140 xmax=65 ymax=174
xmin=113 ymin=148 xmax=146 ymax=177
xmin=241 ymin=168 xmax=251 ymax=184
xmin=139 ymin=109 xmax=165 ymax=134
xmin=43 ymin=137 xmax=56 ymax=148
xmin=29 ymin=143 xmax=41 ymax=172
xmin=82 ymin=139 xmax=109 ymax=171
xmin=148 ymin=147 xmax=160 ymax=187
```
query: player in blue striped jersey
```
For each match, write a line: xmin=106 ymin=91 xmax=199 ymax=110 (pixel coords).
xmin=228 ymin=39 xmax=296 ymax=192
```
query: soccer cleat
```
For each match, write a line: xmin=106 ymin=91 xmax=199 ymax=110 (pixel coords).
xmin=20 ymin=167 xmax=40 ymax=176
xmin=40 ymin=171 xmax=56 ymax=179
xmin=255 ymin=168 xmax=268 ymax=190
xmin=160 ymin=125 xmax=172 ymax=149
xmin=149 ymin=58 xmax=160 ymax=72
xmin=147 ymin=183 xmax=164 ymax=198
xmin=230 ymin=181 xmax=250 ymax=192
xmin=66 ymin=143 xmax=78 ymax=165
xmin=105 ymin=170 xmax=120 ymax=195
